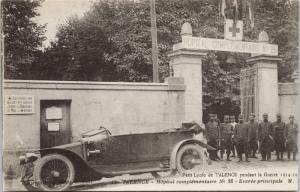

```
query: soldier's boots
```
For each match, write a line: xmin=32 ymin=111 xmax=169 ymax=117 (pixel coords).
xmin=215 ymin=152 xmax=221 ymax=161
xmin=276 ymin=151 xmax=280 ymax=160
xmin=245 ymin=154 xmax=250 ymax=162
xmin=226 ymin=154 xmax=231 ymax=161
xmin=276 ymin=151 xmax=284 ymax=160
xmin=238 ymin=154 xmax=243 ymax=162
xmin=220 ymin=152 xmax=224 ymax=160
xmin=267 ymin=153 xmax=271 ymax=161
xmin=288 ymin=152 xmax=296 ymax=160
xmin=252 ymin=151 xmax=257 ymax=158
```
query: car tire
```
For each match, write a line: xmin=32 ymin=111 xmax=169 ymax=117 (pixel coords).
xmin=33 ymin=154 xmax=75 ymax=191
xmin=22 ymin=181 xmax=39 ymax=191
xmin=151 ymin=169 xmax=177 ymax=178
xmin=176 ymin=144 xmax=207 ymax=174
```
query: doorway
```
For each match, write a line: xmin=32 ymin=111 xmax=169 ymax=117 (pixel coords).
xmin=40 ymin=100 xmax=71 ymax=149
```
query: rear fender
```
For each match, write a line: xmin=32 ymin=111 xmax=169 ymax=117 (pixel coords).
xmin=170 ymin=139 xmax=215 ymax=169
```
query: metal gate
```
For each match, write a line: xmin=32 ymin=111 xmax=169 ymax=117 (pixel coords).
xmin=240 ymin=67 xmax=257 ymax=122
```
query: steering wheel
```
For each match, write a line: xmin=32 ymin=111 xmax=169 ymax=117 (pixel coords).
xmin=99 ymin=126 xmax=112 ymax=135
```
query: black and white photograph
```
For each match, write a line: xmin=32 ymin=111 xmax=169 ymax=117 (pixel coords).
xmin=1 ymin=0 xmax=299 ymax=191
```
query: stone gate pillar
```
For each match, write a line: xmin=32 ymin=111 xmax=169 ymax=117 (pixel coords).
xmin=168 ymin=23 xmax=206 ymax=125
xmin=246 ymin=31 xmax=282 ymax=122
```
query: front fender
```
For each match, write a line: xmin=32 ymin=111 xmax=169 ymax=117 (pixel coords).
xmin=170 ymin=139 xmax=215 ymax=169
xmin=40 ymin=142 xmax=85 ymax=159
xmin=38 ymin=147 xmax=102 ymax=182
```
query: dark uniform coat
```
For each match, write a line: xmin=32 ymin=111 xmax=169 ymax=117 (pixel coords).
xmin=234 ymin=123 xmax=249 ymax=154
xmin=258 ymin=121 xmax=274 ymax=153
xmin=248 ymin=121 xmax=259 ymax=151
xmin=286 ymin=123 xmax=298 ymax=153
xmin=220 ymin=123 xmax=233 ymax=151
xmin=272 ymin=121 xmax=286 ymax=152
xmin=205 ymin=121 xmax=219 ymax=150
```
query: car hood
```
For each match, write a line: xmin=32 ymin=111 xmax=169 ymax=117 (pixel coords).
xmin=52 ymin=141 xmax=82 ymax=149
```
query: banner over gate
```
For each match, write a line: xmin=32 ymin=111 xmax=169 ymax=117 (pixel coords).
xmin=173 ymin=36 xmax=278 ymax=56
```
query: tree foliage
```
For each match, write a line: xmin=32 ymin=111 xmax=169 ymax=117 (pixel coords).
xmin=3 ymin=0 xmax=298 ymax=120
xmin=2 ymin=0 xmax=46 ymax=79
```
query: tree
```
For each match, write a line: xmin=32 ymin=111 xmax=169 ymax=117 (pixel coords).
xmin=35 ymin=15 xmax=114 ymax=81
xmin=2 ymin=0 xmax=46 ymax=79
xmin=24 ymin=0 xmax=298 ymax=121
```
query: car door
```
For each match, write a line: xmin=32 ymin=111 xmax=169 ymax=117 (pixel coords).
xmin=127 ymin=133 xmax=152 ymax=162
xmin=127 ymin=132 xmax=171 ymax=163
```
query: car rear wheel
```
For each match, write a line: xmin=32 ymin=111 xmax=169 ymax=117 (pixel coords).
xmin=33 ymin=154 xmax=75 ymax=191
xmin=176 ymin=144 xmax=206 ymax=174
xmin=151 ymin=169 xmax=177 ymax=178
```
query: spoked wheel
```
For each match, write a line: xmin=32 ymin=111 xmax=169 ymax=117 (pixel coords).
xmin=176 ymin=144 xmax=207 ymax=174
xmin=34 ymin=154 xmax=75 ymax=191
xmin=151 ymin=169 xmax=177 ymax=178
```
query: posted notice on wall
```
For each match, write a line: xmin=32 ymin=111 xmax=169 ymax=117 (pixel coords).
xmin=4 ymin=95 xmax=34 ymax=114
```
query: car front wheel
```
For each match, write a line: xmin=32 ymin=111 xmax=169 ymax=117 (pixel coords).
xmin=176 ymin=144 xmax=206 ymax=174
xmin=33 ymin=154 xmax=75 ymax=191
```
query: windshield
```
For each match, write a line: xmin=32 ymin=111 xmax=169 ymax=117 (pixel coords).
xmin=81 ymin=127 xmax=108 ymax=138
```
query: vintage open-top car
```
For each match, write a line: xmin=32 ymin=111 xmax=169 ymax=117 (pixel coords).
xmin=20 ymin=123 xmax=214 ymax=191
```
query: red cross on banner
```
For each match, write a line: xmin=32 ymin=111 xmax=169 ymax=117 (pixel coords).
xmin=224 ymin=19 xmax=243 ymax=41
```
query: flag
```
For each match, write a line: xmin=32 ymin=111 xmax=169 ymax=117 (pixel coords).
xmin=224 ymin=19 xmax=243 ymax=41
xmin=233 ymin=0 xmax=239 ymax=22
xmin=248 ymin=0 xmax=254 ymax=28
xmin=233 ymin=0 xmax=238 ymax=13
xmin=221 ymin=0 xmax=226 ymax=17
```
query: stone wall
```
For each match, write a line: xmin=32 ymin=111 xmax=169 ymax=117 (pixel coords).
xmin=278 ymin=83 xmax=298 ymax=122
xmin=4 ymin=78 xmax=185 ymax=150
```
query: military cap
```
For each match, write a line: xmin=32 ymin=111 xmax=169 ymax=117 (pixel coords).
xmin=263 ymin=113 xmax=268 ymax=116
xmin=276 ymin=113 xmax=281 ymax=117
xmin=289 ymin=115 xmax=295 ymax=118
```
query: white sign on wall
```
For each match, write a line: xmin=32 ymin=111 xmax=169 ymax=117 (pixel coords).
xmin=5 ymin=95 xmax=34 ymax=114
xmin=48 ymin=122 xmax=60 ymax=131
xmin=46 ymin=107 xmax=62 ymax=120
xmin=173 ymin=36 xmax=278 ymax=56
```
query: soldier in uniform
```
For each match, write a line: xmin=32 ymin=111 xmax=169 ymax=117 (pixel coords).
xmin=273 ymin=114 xmax=286 ymax=160
xmin=234 ymin=114 xmax=250 ymax=162
xmin=205 ymin=114 xmax=220 ymax=161
xmin=220 ymin=115 xmax=233 ymax=161
xmin=248 ymin=113 xmax=259 ymax=158
xmin=258 ymin=113 xmax=274 ymax=161
xmin=230 ymin=115 xmax=237 ymax=157
xmin=286 ymin=115 xmax=298 ymax=160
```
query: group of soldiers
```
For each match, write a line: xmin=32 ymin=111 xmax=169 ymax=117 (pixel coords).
xmin=205 ymin=113 xmax=298 ymax=162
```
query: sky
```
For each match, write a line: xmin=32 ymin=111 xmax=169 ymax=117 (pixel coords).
xmin=33 ymin=0 xmax=94 ymax=47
